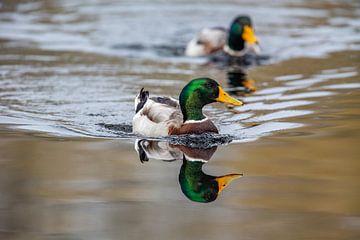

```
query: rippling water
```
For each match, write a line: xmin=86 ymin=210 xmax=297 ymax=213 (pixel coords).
xmin=0 ymin=0 xmax=360 ymax=239
xmin=0 ymin=49 xmax=358 ymax=142
xmin=1 ymin=0 xmax=359 ymax=60
xmin=0 ymin=0 xmax=359 ymax=141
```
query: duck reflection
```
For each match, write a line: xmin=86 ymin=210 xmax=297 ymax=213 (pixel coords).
xmin=227 ymin=67 xmax=256 ymax=95
xmin=135 ymin=140 xmax=242 ymax=203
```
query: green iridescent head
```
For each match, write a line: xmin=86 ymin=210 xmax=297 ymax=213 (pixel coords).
xmin=179 ymin=78 xmax=243 ymax=121
xmin=227 ymin=15 xmax=258 ymax=52
xmin=179 ymin=157 xmax=242 ymax=203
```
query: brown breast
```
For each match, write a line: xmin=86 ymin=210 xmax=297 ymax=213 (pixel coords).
xmin=168 ymin=119 xmax=218 ymax=135
xmin=174 ymin=145 xmax=217 ymax=161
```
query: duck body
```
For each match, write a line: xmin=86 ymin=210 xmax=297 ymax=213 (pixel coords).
xmin=185 ymin=15 xmax=260 ymax=57
xmin=185 ymin=27 xmax=227 ymax=57
xmin=133 ymin=94 xmax=218 ymax=137
xmin=132 ymin=78 xmax=243 ymax=137
xmin=133 ymin=93 xmax=181 ymax=137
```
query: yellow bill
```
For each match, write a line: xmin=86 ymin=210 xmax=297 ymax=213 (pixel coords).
xmin=242 ymin=25 xmax=258 ymax=44
xmin=216 ymin=86 xmax=243 ymax=106
xmin=216 ymin=173 xmax=243 ymax=193
xmin=243 ymin=79 xmax=257 ymax=92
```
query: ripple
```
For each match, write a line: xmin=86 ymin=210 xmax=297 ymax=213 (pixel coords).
xmin=244 ymin=110 xmax=313 ymax=122
xmin=323 ymin=83 xmax=360 ymax=90
xmin=285 ymin=78 xmax=326 ymax=87
xmin=232 ymin=122 xmax=305 ymax=143
xmin=221 ymin=113 xmax=254 ymax=123
xmin=275 ymin=74 xmax=303 ymax=81
xmin=243 ymin=93 xmax=283 ymax=103
xmin=239 ymin=100 xmax=314 ymax=111
xmin=255 ymin=86 xmax=300 ymax=95
xmin=315 ymin=71 xmax=358 ymax=80
xmin=279 ymin=91 xmax=334 ymax=100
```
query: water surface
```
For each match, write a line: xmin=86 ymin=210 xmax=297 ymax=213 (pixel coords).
xmin=0 ymin=0 xmax=360 ymax=239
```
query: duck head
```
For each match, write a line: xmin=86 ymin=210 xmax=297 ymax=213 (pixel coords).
xmin=179 ymin=78 xmax=243 ymax=122
xmin=179 ymin=149 xmax=242 ymax=203
xmin=226 ymin=15 xmax=260 ymax=55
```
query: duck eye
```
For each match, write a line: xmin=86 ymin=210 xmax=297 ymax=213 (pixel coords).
xmin=205 ymin=82 xmax=214 ymax=88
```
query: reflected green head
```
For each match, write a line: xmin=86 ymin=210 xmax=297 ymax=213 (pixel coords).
xmin=179 ymin=160 xmax=219 ymax=203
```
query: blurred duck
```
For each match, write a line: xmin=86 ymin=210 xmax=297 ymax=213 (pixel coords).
xmin=135 ymin=139 xmax=242 ymax=203
xmin=133 ymin=78 xmax=243 ymax=137
xmin=227 ymin=67 xmax=257 ymax=94
xmin=185 ymin=15 xmax=260 ymax=57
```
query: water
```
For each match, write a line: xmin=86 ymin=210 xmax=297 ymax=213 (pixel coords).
xmin=0 ymin=0 xmax=360 ymax=239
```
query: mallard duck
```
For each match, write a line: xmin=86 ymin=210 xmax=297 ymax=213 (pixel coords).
xmin=185 ymin=15 xmax=260 ymax=57
xmin=133 ymin=78 xmax=243 ymax=137
xmin=135 ymin=139 xmax=242 ymax=203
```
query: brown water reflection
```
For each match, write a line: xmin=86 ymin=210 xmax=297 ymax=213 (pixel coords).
xmin=1 ymin=115 xmax=360 ymax=239
xmin=136 ymin=140 xmax=242 ymax=203
xmin=227 ymin=67 xmax=257 ymax=94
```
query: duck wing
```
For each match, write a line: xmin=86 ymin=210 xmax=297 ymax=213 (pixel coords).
xmin=145 ymin=96 xmax=182 ymax=123
xmin=133 ymin=90 xmax=183 ymax=137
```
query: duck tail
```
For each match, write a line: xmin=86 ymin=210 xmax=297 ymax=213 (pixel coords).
xmin=135 ymin=88 xmax=149 ymax=113
xmin=134 ymin=140 xmax=149 ymax=163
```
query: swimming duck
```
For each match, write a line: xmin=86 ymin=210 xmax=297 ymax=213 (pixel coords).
xmin=133 ymin=78 xmax=243 ymax=137
xmin=135 ymin=139 xmax=242 ymax=203
xmin=185 ymin=15 xmax=260 ymax=57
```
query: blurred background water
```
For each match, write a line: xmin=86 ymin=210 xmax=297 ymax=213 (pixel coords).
xmin=0 ymin=0 xmax=360 ymax=239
